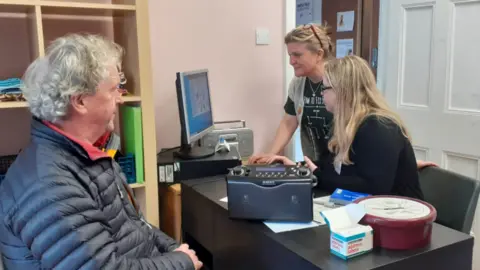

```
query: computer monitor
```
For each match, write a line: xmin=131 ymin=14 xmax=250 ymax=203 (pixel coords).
xmin=174 ymin=69 xmax=216 ymax=159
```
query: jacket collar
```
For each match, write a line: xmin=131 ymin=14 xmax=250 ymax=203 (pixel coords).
xmin=30 ymin=117 xmax=109 ymax=161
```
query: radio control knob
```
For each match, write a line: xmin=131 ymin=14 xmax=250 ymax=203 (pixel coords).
xmin=298 ymin=167 xmax=309 ymax=177
xmin=232 ymin=167 xmax=244 ymax=176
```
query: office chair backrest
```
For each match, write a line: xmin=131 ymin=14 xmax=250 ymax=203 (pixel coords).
xmin=419 ymin=166 xmax=480 ymax=234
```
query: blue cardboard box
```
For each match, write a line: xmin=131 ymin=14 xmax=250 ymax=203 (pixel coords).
xmin=329 ymin=189 xmax=370 ymax=205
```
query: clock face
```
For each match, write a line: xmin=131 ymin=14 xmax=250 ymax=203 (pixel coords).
xmin=358 ymin=197 xmax=431 ymax=220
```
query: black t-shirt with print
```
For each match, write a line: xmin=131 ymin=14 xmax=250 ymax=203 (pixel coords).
xmin=284 ymin=78 xmax=333 ymax=160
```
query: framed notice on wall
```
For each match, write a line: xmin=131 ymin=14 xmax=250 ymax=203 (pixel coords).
xmin=296 ymin=0 xmax=323 ymax=26
xmin=337 ymin=10 xmax=355 ymax=32
xmin=296 ymin=0 xmax=313 ymax=25
xmin=336 ymin=39 xmax=354 ymax=58
xmin=322 ymin=0 xmax=362 ymax=55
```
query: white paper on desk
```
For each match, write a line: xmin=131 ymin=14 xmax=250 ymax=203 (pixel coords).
xmin=264 ymin=221 xmax=319 ymax=233
xmin=221 ymin=196 xmax=327 ymax=229
xmin=312 ymin=195 xmax=331 ymax=224
xmin=313 ymin=195 xmax=330 ymax=204
xmin=313 ymin=204 xmax=327 ymax=225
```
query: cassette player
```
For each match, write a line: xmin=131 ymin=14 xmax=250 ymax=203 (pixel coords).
xmin=226 ymin=164 xmax=317 ymax=222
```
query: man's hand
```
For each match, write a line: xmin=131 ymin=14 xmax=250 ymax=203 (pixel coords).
xmin=174 ymin=244 xmax=203 ymax=269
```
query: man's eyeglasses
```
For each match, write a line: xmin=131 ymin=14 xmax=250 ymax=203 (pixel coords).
xmin=118 ymin=72 xmax=128 ymax=94
xmin=119 ymin=72 xmax=127 ymax=87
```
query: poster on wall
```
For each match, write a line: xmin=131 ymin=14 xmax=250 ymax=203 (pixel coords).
xmin=337 ymin=10 xmax=355 ymax=32
xmin=296 ymin=0 xmax=313 ymax=26
xmin=336 ymin=39 xmax=354 ymax=58
xmin=311 ymin=0 xmax=322 ymax=24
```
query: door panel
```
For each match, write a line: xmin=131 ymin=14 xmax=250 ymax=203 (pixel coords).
xmin=379 ymin=0 xmax=480 ymax=268
xmin=361 ymin=0 xmax=380 ymax=76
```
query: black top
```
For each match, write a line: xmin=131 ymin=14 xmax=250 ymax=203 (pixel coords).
xmin=284 ymin=79 xmax=333 ymax=160
xmin=313 ymin=115 xmax=424 ymax=200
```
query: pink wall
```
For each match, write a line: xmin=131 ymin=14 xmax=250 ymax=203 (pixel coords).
xmin=149 ymin=1 xmax=285 ymax=154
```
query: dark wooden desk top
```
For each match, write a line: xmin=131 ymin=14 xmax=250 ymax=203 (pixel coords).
xmin=182 ymin=176 xmax=474 ymax=270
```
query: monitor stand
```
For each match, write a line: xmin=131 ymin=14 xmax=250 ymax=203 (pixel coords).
xmin=173 ymin=143 xmax=216 ymax=160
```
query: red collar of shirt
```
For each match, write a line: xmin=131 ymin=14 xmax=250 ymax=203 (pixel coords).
xmin=43 ymin=121 xmax=109 ymax=161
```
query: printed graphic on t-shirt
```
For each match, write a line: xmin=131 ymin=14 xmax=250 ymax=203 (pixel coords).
xmin=282 ymin=79 xmax=333 ymax=160
xmin=303 ymin=91 xmax=331 ymax=140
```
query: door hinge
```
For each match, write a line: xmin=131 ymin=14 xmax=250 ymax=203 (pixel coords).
xmin=371 ymin=47 xmax=378 ymax=69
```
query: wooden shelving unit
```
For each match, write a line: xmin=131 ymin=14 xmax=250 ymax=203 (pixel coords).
xmin=0 ymin=0 xmax=159 ymax=227
xmin=129 ymin=182 xmax=146 ymax=189
xmin=0 ymin=95 xmax=141 ymax=109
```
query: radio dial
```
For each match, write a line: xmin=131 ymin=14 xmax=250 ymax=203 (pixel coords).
xmin=298 ymin=167 xmax=309 ymax=177
xmin=232 ymin=166 xmax=244 ymax=176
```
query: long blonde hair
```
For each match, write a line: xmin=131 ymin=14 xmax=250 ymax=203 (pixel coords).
xmin=284 ymin=23 xmax=334 ymax=59
xmin=325 ymin=55 xmax=411 ymax=165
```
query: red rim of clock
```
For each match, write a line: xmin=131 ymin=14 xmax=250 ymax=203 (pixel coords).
xmin=354 ymin=195 xmax=437 ymax=228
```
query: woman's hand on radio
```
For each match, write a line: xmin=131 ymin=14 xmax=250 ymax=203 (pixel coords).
xmin=248 ymin=153 xmax=273 ymax=164
xmin=247 ymin=153 xmax=262 ymax=164
xmin=304 ymin=156 xmax=318 ymax=171
xmin=265 ymin=155 xmax=295 ymax=165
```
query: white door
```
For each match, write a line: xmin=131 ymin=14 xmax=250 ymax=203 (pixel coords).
xmin=379 ymin=0 xmax=480 ymax=268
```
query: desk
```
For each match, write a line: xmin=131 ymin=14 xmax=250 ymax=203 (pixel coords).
xmin=181 ymin=176 xmax=474 ymax=270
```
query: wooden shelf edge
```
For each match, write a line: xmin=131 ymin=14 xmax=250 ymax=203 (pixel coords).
xmin=0 ymin=1 xmax=136 ymax=11
xmin=129 ymin=183 xmax=145 ymax=189
xmin=0 ymin=101 xmax=28 ymax=109
xmin=0 ymin=0 xmax=33 ymax=6
xmin=40 ymin=1 xmax=136 ymax=11
xmin=0 ymin=96 xmax=139 ymax=109
xmin=122 ymin=95 xmax=141 ymax=102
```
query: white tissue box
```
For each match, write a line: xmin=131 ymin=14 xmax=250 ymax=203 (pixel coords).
xmin=321 ymin=204 xmax=373 ymax=260
xmin=330 ymin=225 xmax=373 ymax=259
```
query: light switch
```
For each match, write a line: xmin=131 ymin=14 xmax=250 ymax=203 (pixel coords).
xmin=256 ymin=28 xmax=270 ymax=45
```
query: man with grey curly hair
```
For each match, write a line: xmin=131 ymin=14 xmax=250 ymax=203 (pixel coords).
xmin=0 ymin=34 xmax=201 ymax=270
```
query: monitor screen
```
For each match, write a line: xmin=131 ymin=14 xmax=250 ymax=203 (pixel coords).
xmin=181 ymin=71 xmax=214 ymax=143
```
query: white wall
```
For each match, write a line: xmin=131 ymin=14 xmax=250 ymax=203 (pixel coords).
xmin=149 ymin=0 xmax=285 ymax=154
xmin=285 ymin=0 xmax=296 ymax=159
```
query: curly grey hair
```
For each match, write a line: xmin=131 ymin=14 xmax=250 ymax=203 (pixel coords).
xmin=21 ymin=34 xmax=124 ymax=123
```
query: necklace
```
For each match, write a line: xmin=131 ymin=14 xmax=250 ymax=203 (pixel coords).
xmin=308 ymin=78 xmax=322 ymax=97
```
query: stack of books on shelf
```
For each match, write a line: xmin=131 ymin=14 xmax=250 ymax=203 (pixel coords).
xmin=121 ymin=105 xmax=144 ymax=185
xmin=93 ymin=105 xmax=144 ymax=185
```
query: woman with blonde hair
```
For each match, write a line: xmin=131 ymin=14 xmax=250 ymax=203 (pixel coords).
xmin=269 ymin=55 xmax=424 ymax=199
xmin=249 ymin=23 xmax=335 ymax=164
xmin=248 ymin=23 xmax=435 ymax=171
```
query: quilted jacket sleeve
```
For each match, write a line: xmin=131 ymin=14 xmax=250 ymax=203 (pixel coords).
xmin=4 ymin=178 xmax=195 ymax=270
xmin=152 ymin=227 xmax=180 ymax=252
